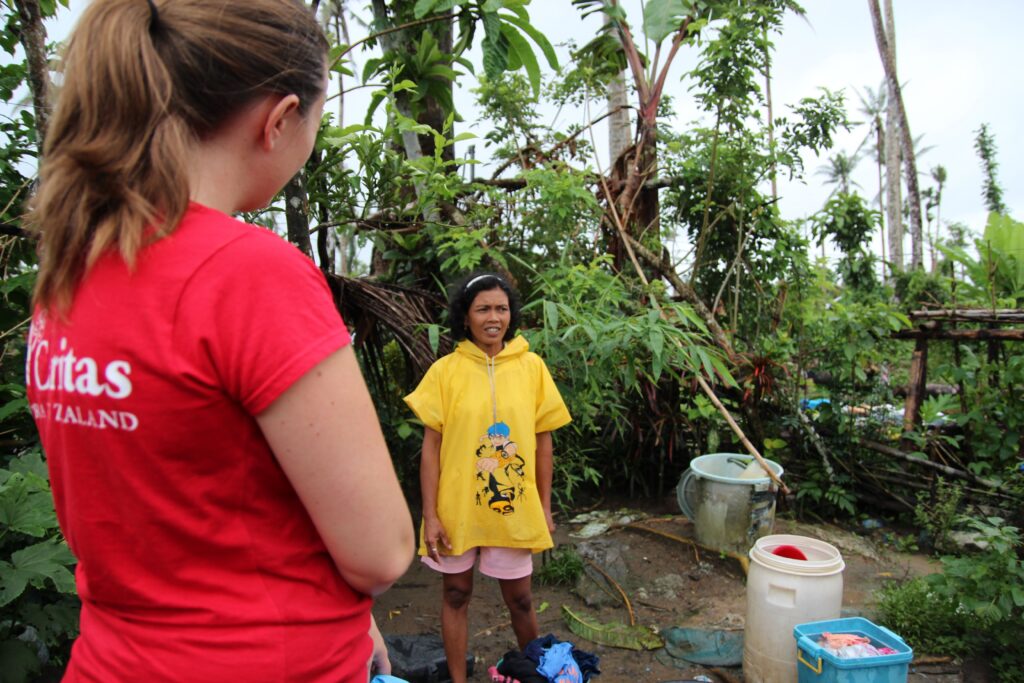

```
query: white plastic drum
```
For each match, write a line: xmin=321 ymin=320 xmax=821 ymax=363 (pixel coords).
xmin=744 ymin=534 xmax=845 ymax=683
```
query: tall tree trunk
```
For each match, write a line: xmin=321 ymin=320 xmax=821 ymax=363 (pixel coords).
xmin=371 ymin=0 xmax=426 ymax=167
xmin=870 ymin=0 xmax=924 ymax=270
xmin=875 ymin=118 xmax=887 ymax=279
xmin=603 ymin=4 xmax=689 ymax=277
xmin=14 ymin=0 xmax=49 ymax=145
xmin=284 ymin=172 xmax=313 ymax=257
xmin=606 ymin=14 xmax=632 ymax=171
xmin=371 ymin=0 xmax=453 ymax=164
xmin=872 ymin=0 xmax=902 ymax=273
xmin=931 ymin=169 xmax=945 ymax=273
xmin=369 ymin=0 xmax=443 ymax=278
xmin=333 ymin=1 xmax=351 ymax=127
xmin=633 ymin=120 xmax=660 ymax=244
xmin=418 ymin=18 xmax=454 ymax=164
xmin=607 ymin=72 xmax=631 ymax=169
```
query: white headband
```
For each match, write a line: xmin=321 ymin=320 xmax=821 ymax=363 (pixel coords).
xmin=465 ymin=274 xmax=503 ymax=290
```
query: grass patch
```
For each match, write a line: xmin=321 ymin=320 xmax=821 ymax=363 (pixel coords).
xmin=535 ymin=546 xmax=584 ymax=587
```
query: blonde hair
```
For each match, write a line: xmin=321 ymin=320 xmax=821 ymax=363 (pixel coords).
xmin=29 ymin=0 xmax=328 ymax=312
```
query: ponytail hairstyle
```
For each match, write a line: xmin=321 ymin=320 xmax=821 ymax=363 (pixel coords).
xmin=29 ymin=0 xmax=328 ymax=312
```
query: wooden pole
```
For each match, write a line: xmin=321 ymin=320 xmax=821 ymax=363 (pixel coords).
xmin=894 ymin=328 xmax=1024 ymax=341
xmin=901 ymin=336 xmax=928 ymax=439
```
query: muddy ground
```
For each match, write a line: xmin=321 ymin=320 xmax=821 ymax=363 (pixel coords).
xmin=373 ymin=495 xmax=970 ymax=682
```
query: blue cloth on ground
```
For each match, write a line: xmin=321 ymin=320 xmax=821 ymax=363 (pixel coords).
xmin=537 ymin=642 xmax=581 ymax=683
xmin=523 ymin=634 xmax=600 ymax=682
xmin=371 ymin=676 xmax=410 ymax=683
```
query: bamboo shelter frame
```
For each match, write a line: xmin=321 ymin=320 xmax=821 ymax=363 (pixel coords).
xmin=892 ymin=308 xmax=1024 ymax=434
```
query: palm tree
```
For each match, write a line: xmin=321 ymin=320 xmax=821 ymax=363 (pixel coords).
xmin=854 ymin=82 xmax=887 ymax=277
xmin=816 ymin=151 xmax=861 ymax=197
xmin=928 ymin=165 xmax=947 ymax=272
xmin=868 ymin=0 xmax=925 ymax=270
xmin=853 ymin=82 xmax=887 ymax=198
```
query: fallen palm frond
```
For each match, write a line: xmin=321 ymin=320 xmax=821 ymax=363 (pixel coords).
xmin=328 ymin=275 xmax=448 ymax=390
xmin=561 ymin=605 xmax=662 ymax=651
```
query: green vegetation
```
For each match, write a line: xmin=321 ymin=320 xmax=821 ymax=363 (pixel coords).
xmin=913 ymin=478 xmax=964 ymax=554
xmin=876 ymin=578 xmax=967 ymax=658
xmin=535 ymin=546 xmax=585 ymax=588
xmin=878 ymin=517 xmax=1024 ymax=682
xmin=0 ymin=452 xmax=79 ymax=682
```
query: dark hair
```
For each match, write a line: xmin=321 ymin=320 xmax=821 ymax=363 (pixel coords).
xmin=448 ymin=273 xmax=521 ymax=343
xmin=30 ymin=0 xmax=328 ymax=312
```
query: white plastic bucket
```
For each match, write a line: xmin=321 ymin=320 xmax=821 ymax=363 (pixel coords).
xmin=744 ymin=534 xmax=845 ymax=683
xmin=676 ymin=453 xmax=783 ymax=555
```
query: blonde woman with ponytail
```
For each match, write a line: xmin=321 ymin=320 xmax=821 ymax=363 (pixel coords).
xmin=25 ymin=1 xmax=413 ymax=680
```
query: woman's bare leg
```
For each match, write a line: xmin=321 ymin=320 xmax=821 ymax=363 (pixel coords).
xmin=441 ymin=568 xmax=474 ymax=683
xmin=498 ymin=575 xmax=538 ymax=649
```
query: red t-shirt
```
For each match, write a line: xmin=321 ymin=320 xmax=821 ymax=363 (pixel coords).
xmin=26 ymin=204 xmax=370 ymax=682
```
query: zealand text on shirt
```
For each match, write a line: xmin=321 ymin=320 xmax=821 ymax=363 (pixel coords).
xmin=30 ymin=401 xmax=139 ymax=431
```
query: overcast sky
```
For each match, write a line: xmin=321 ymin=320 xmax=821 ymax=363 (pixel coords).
xmin=21 ymin=1 xmax=1023 ymax=262
xmin=768 ymin=1 xmax=1022 ymax=238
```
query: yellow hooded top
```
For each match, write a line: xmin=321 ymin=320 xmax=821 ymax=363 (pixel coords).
xmin=404 ymin=336 xmax=572 ymax=555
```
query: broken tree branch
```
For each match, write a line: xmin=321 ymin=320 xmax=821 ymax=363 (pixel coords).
xmin=693 ymin=374 xmax=790 ymax=495
xmin=798 ymin=410 xmax=838 ymax=482
xmin=861 ymin=439 xmax=1001 ymax=489
xmin=584 ymin=559 xmax=635 ymax=626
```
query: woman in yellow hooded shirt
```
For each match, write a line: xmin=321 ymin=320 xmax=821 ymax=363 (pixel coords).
xmin=405 ymin=272 xmax=571 ymax=683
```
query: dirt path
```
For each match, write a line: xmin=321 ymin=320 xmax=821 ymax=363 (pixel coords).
xmin=373 ymin=500 xmax=960 ymax=682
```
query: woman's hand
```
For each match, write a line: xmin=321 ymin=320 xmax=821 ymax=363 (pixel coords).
xmin=543 ymin=507 xmax=556 ymax=534
xmin=419 ymin=427 xmax=450 ymax=564
xmin=423 ymin=515 xmax=451 ymax=563
xmin=536 ymin=432 xmax=555 ymax=535
xmin=368 ymin=614 xmax=390 ymax=675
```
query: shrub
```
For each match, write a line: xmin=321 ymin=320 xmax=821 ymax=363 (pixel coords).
xmin=535 ymin=546 xmax=584 ymax=587
xmin=913 ymin=478 xmax=964 ymax=554
xmin=876 ymin=516 xmax=1024 ymax=682
xmin=0 ymin=450 xmax=80 ymax=682
xmin=875 ymin=577 xmax=968 ymax=657
xmin=926 ymin=517 xmax=1024 ymax=681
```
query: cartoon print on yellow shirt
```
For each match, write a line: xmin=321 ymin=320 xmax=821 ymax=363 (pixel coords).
xmin=474 ymin=421 xmax=526 ymax=515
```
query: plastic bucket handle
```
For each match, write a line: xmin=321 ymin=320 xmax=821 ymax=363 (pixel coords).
xmin=797 ymin=636 xmax=823 ymax=674
xmin=677 ymin=467 xmax=697 ymax=520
